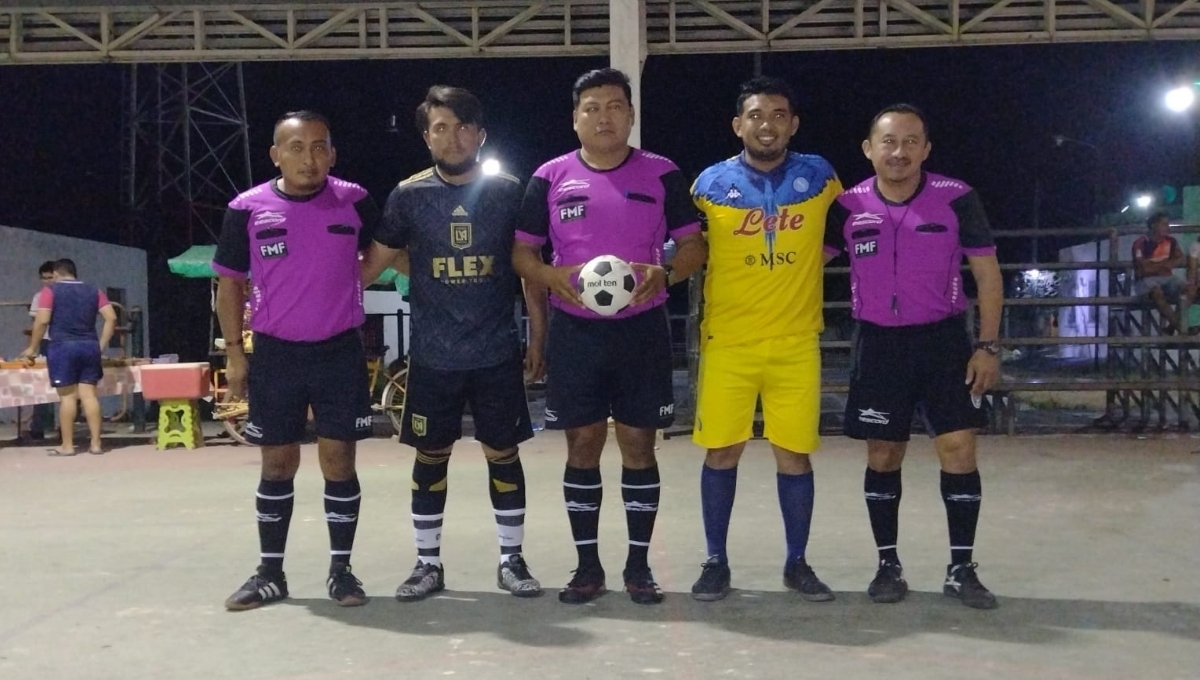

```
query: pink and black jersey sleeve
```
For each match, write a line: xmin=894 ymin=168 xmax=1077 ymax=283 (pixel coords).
xmin=516 ymin=176 xmax=553 ymax=246
xmin=353 ymin=195 xmax=381 ymax=251
xmin=950 ymin=189 xmax=996 ymax=256
xmin=213 ymin=205 xmax=252 ymax=278
xmin=823 ymin=201 xmax=851 ymax=258
xmin=662 ymin=169 xmax=703 ymax=240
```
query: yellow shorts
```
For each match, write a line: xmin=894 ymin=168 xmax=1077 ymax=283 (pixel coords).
xmin=693 ymin=334 xmax=821 ymax=452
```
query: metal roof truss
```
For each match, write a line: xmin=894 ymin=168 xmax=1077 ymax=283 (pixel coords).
xmin=0 ymin=0 xmax=1196 ymax=65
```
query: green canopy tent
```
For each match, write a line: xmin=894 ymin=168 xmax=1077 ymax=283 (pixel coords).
xmin=167 ymin=244 xmax=410 ymax=294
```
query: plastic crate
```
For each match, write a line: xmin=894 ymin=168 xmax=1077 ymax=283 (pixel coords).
xmin=140 ymin=362 xmax=212 ymax=400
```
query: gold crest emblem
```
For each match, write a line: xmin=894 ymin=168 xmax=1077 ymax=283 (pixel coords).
xmin=411 ymin=413 xmax=427 ymax=437
xmin=451 ymin=222 xmax=472 ymax=250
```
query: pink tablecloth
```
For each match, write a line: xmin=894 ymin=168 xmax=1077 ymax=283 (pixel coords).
xmin=0 ymin=366 xmax=142 ymax=408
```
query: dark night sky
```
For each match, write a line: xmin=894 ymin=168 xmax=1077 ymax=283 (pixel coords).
xmin=1 ymin=40 xmax=1196 ymax=246
xmin=0 ymin=42 xmax=1196 ymax=356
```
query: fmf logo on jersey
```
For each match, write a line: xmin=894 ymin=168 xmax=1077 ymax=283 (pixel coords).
xmin=259 ymin=242 xmax=287 ymax=258
xmin=733 ymin=207 xmax=804 ymax=236
xmin=659 ymin=404 xmax=674 ymax=417
xmin=355 ymin=417 xmax=373 ymax=429
xmin=851 ymin=212 xmax=883 ymax=226
xmin=559 ymin=204 xmax=586 ymax=222
xmin=854 ymin=240 xmax=878 ymax=257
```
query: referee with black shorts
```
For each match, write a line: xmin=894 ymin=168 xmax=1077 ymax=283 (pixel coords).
xmin=215 ymin=111 xmax=379 ymax=611
xmin=824 ymin=104 xmax=1003 ymax=609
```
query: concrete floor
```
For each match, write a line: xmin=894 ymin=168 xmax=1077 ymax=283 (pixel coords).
xmin=0 ymin=428 xmax=1197 ymax=680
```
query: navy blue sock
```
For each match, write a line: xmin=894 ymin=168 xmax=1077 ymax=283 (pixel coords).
xmin=777 ymin=472 xmax=815 ymax=563
xmin=942 ymin=470 xmax=982 ymax=566
xmin=700 ymin=464 xmax=738 ymax=563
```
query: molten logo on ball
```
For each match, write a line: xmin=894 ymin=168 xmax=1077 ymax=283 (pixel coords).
xmin=577 ymin=254 xmax=637 ymax=316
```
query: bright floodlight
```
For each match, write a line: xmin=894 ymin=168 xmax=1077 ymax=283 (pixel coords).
xmin=481 ymin=158 xmax=501 ymax=175
xmin=1165 ymin=86 xmax=1195 ymax=113
xmin=1135 ymin=194 xmax=1153 ymax=209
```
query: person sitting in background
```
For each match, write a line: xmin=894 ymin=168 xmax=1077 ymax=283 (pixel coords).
xmin=1131 ymin=212 xmax=1193 ymax=334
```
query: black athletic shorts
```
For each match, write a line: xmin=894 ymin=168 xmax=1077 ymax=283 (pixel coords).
xmin=844 ymin=315 xmax=986 ymax=442
xmin=399 ymin=357 xmax=533 ymax=452
xmin=245 ymin=329 xmax=374 ymax=446
xmin=544 ymin=306 xmax=675 ymax=430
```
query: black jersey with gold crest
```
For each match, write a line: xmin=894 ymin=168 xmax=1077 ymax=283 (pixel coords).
xmin=376 ymin=168 xmax=524 ymax=370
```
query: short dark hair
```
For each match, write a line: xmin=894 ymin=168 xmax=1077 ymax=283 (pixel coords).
xmin=869 ymin=103 xmax=931 ymax=141
xmin=38 ymin=260 xmax=55 ymax=276
xmin=736 ymin=76 xmax=798 ymax=116
xmin=1147 ymin=211 xmax=1169 ymax=230
xmin=273 ymin=110 xmax=332 ymax=143
xmin=53 ymin=258 xmax=77 ymax=277
xmin=415 ymin=85 xmax=485 ymax=133
xmin=572 ymin=68 xmax=632 ymax=109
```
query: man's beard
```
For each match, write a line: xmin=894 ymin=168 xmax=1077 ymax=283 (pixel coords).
xmin=433 ymin=154 xmax=478 ymax=177
xmin=745 ymin=144 xmax=787 ymax=164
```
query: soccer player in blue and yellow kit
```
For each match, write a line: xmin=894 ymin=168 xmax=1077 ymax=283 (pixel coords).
xmin=689 ymin=77 xmax=842 ymax=602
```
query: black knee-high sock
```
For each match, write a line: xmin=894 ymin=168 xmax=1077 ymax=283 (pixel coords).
xmin=941 ymin=470 xmax=982 ymax=566
xmin=256 ymin=478 xmax=295 ymax=574
xmin=412 ymin=451 xmax=450 ymax=566
xmin=324 ymin=476 xmax=361 ymax=568
xmin=563 ymin=466 xmax=602 ymax=570
xmin=864 ymin=467 xmax=902 ymax=564
xmin=622 ymin=466 xmax=661 ymax=573
xmin=488 ymin=449 xmax=526 ymax=561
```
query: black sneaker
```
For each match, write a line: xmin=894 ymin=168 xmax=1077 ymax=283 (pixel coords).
xmin=395 ymin=560 xmax=445 ymax=602
xmin=327 ymin=562 xmax=368 ymax=607
xmin=783 ymin=558 xmax=835 ymax=602
xmin=944 ymin=562 xmax=998 ymax=609
xmin=225 ymin=565 xmax=289 ymax=611
xmin=497 ymin=554 xmax=542 ymax=598
xmin=691 ymin=557 xmax=732 ymax=602
xmin=867 ymin=559 xmax=908 ymax=604
xmin=558 ymin=565 xmax=606 ymax=604
xmin=623 ymin=566 xmax=665 ymax=605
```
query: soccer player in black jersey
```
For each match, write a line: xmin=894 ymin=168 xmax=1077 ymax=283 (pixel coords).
xmin=363 ymin=86 xmax=543 ymax=600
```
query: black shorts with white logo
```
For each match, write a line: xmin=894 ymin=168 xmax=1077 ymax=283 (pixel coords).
xmin=245 ymin=329 xmax=374 ymax=446
xmin=399 ymin=357 xmax=533 ymax=452
xmin=844 ymin=315 xmax=986 ymax=442
xmin=544 ymin=306 xmax=675 ymax=431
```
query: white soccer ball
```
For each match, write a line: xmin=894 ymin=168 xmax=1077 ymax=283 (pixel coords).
xmin=577 ymin=254 xmax=637 ymax=316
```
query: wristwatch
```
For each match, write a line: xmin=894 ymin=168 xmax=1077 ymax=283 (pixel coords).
xmin=973 ymin=339 xmax=1001 ymax=356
